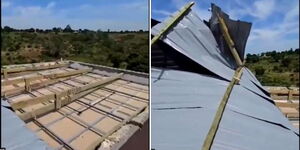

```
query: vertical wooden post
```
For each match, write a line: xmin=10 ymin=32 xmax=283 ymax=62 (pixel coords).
xmin=3 ymin=69 xmax=8 ymax=79
xmin=55 ymin=93 xmax=62 ymax=110
xmin=25 ymin=78 xmax=31 ymax=92
xmin=288 ymin=89 xmax=293 ymax=102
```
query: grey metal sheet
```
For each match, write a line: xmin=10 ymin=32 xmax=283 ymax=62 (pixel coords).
xmin=151 ymin=105 xmax=215 ymax=150
xmin=151 ymin=68 xmax=299 ymax=150
xmin=152 ymin=10 xmax=269 ymax=101
xmin=151 ymin=4 xmax=298 ymax=150
xmin=151 ymin=68 xmax=227 ymax=110
xmin=152 ymin=11 xmax=236 ymax=80
xmin=213 ymin=109 xmax=299 ymax=150
xmin=1 ymin=101 xmax=50 ymax=150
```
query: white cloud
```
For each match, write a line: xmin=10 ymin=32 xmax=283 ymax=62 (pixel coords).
xmin=250 ymin=0 xmax=275 ymax=19
xmin=152 ymin=9 xmax=172 ymax=16
xmin=227 ymin=0 xmax=275 ymax=20
xmin=247 ymin=19 xmax=299 ymax=53
xmin=246 ymin=0 xmax=299 ymax=53
xmin=152 ymin=0 xmax=298 ymax=53
xmin=283 ymin=3 xmax=299 ymax=22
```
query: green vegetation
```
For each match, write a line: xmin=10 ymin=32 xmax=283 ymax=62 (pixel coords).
xmin=245 ymin=48 xmax=299 ymax=87
xmin=1 ymin=25 xmax=149 ymax=73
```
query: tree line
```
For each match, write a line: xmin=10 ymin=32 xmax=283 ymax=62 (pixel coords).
xmin=1 ymin=25 xmax=147 ymax=34
xmin=245 ymin=48 xmax=299 ymax=86
xmin=1 ymin=25 xmax=149 ymax=73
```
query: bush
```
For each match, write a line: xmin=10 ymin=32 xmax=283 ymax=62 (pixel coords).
xmin=281 ymin=57 xmax=291 ymax=67
xmin=254 ymin=66 xmax=265 ymax=76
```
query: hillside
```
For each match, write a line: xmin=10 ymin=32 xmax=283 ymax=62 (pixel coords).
xmin=245 ymin=48 xmax=299 ymax=87
xmin=1 ymin=27 xmax=149 ymax=73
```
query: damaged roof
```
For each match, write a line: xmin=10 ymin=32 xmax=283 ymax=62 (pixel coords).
xmin=1 ymin=60 xmax=149 ymax=150
xmin=151 ymin=2 xmax=299 ymax=150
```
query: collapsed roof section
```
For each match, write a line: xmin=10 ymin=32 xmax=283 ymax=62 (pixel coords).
xmin=1 ymin=61 xmax=149 ymax=150
xmin=151 ymin=3 xmax=270 ymax=99
xmin=209 ymin=4 xmax=252 ymax=61
xmin=151 ymin=2 xmax=299 ymax=150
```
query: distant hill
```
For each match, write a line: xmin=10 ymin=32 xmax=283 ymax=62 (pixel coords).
xmin=1 ymin=26 xmax=149 ymax=73
xmin=245 ymin=48 xmax=299 ymax=87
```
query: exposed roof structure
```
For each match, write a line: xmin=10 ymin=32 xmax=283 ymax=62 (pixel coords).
xmin=1 ymin=61 xmax=149 ymax=150
xmin=151 ymin=2 xmax=299 ymax=150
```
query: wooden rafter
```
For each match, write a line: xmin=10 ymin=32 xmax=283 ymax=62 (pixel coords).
xmin=1 ymin=62 xmax=69 ymax=79
xmin=13 ymin=74 xmax=124 ymax=121
xmin=11 ymin=73 xmax=123 ymax=111
xmin=1 ymin=69 xmax=92 ymax=97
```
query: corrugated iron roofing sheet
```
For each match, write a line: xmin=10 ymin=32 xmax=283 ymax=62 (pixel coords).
xmin=1 ymin=101 xmax=50 ymax=150
xmin=151 ymin=3 xmax=299 ymax=150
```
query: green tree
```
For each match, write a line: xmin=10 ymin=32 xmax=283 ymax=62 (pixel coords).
xmin=254 ymin=66 xmax=265 ymax=76
xmin=63 ymin=25 xmax=73 ymax=33
xmin=281 ymin=57 xmax=291 ymax=67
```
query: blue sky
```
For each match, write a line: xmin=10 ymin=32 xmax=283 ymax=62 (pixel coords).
xmin=152 ymin=0 xmax=299 ymax=54
xmin=1 ymin=0 xmax=148 ymax=31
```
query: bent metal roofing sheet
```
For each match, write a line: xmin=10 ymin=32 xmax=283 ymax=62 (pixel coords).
xmin=151 ymin=3 xmax=299 ymax=150
xmin=1 ymin=60 xmax=149 ymax=150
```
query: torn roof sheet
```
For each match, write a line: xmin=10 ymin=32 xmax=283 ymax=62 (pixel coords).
xmin=1 ymin=61 xmax=149 ymax=150
xmin=209 ymin=3 xmax=252 ymax=61
xmin=151 ymin=2 xmax=299 ymax=150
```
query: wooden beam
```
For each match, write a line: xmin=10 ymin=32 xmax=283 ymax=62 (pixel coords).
xmin=269 ymin=90 xmax=299 ymax=96
xmin=1 ymin=69 xmax=92 ymax=97
xmin=2 ymin=75 xmax=76 ymax=97
xmin=2 ymin=68 xmax=91 ymax=86
xmin=288 ymin=90 xmax=293 ymax=101
xmin=1 ymin=62 xmax=69 ymax=75
xmin=151 ymin=2 xmax=194 ymax=45
xmin=11 ymin=73 xmax=123 ymax=111
xmin=286 ymin=113 xmax=299 ymax=118
xmin=3 ymin=69 xmax=8 ymax=79
xmin=201 ymin=67 xmax=243 ymax=150
xmin=217 ymin=13 xmax=243 ymax=66
xmin=275 ymin=102 xmax=299 ymax=108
